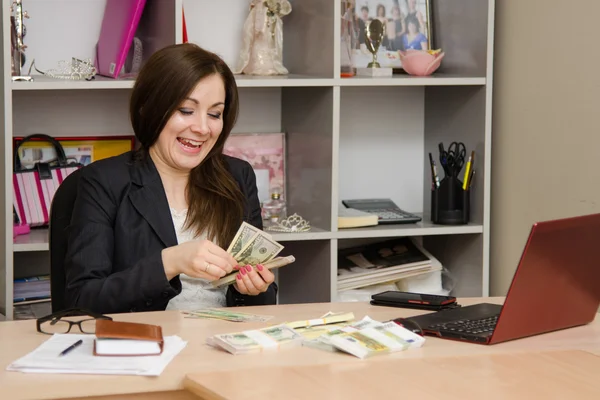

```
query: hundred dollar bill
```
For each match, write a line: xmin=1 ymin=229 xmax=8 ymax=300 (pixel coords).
xmin=234 ymin=232 xmax=284 ymax=265
xmin=208 ymin=324 xmax=303 ymax=355
xmin=286 ymin=312 xmax=355 ymax=330
xmin=182 ymin=308 xmax=274 ymax=323
xmin=226 ymin=221 xmax=261 ymax=256
xmin=211 ymin=255 xmax=296 ymax=288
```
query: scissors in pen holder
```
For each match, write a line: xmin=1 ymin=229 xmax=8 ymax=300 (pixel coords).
xmin=439 ymin=141 xmax=466 ymax=177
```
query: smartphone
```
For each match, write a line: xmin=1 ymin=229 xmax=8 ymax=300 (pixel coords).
xmin=371 ymin=291 xmax=457 ymax=309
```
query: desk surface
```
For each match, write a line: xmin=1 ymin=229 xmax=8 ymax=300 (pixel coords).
xmin=1 ymin=297 xmax=599 ymax=400
xmin=184 ymin=350 xmax=600 ymax=400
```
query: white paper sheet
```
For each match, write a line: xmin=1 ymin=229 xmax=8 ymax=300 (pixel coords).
xmin=6 ymin=334 xmax=187 ymax=376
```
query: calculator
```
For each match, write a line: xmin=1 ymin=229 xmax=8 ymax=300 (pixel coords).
xmin=341 ymin=198 xmax=422 ymax=225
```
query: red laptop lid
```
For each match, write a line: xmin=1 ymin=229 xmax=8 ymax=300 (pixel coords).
xmin=490 ymin=213 xmax=600 ymax=344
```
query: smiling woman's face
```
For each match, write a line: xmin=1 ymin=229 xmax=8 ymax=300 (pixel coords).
xmin=149 ymin=73 xmax=226 ymax=173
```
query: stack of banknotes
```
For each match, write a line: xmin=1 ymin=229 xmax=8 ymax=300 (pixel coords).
xmin=206 ymin=312 xmax=426 ymax=358
xmin=207 ymin=324 xmax=304 ymax=355
xmin=302 ymin=316 xmax=426 ymax=358
xmin=212 ymin=222 xmax=296 ymax=288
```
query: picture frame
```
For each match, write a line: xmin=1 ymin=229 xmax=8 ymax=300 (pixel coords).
xmin=223 ymin=133 xmax=286 ymax=205
xmin=351 ymin=0 xmax=433 ymax=69
xmin=13 ymin=135 xmax=136 ymax=168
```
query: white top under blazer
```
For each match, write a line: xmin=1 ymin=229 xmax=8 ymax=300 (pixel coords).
xmin=165 ymin=208 xmax=227 ymax=311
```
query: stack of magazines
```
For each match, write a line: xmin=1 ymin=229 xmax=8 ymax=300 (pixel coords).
xmin=337 ymin=238 xmax=442 ymax=291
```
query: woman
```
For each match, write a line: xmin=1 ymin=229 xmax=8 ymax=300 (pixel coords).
xmin=390 ymin=5 xmax=405 ymax=51
xmin=64 ymin=43 xmax=277 ymax=314
xmin=405 ymin=0 xmax=427 ymax=35
xmin=402 ymin=15 xmax=428 ymax=51
xmin=375 ymin=4 xmax=390 ymax=49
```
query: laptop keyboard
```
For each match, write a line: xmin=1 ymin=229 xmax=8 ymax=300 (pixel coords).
xmin=428 ymin=315 xmax=499 ymax=335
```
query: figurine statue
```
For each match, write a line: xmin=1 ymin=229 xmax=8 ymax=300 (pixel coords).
xmin=235 ymin=0 xmax=292 ymax=76
xmin=10 ymin=0 xmax=33 ymax=81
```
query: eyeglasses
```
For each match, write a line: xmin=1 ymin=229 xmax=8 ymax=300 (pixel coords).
xmin=36 ymin=308 xmax=112 ymax=335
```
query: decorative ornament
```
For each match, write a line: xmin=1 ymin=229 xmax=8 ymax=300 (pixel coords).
xmin=265 ymin=213 xmax=311 ymax=233
xmin=29 ymin=57 xmax=96 ymax=81
xmin=235 ymin=0 xmax=292 ymax=76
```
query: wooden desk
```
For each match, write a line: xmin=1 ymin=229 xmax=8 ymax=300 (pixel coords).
xmin=1 ymin=297 xmax=599 ymax=400
xmin=184 ymin=350 xmax=600 ymax=400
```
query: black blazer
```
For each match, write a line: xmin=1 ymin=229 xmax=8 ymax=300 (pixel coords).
xmin=64 ymin=151 xmax=277 ymax=314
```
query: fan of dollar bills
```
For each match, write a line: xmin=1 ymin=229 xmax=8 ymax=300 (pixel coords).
xmin=211 ymin=222 xmax=296 ymax=288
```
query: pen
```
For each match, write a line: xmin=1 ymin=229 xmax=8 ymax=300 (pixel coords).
xmin=428 ymin=152 xmax=440 ymax=189
xmin=462 ymin=151 xmax=474 ymax=190
xmin=468 ymin=169 xmax=476 ymax=189
xmin=438 ymin=142 xmax=446 ymax=166
xmin=59 ymin=339 xmax=83 ymax=357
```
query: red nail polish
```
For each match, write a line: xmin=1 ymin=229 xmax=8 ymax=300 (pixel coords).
xmin=236 ymin=274 xmax=242 ymax=280
xmin=246 ymin=265 xmax=252 ymax=272
xmin=257 ymin=264 xmax=264 ymax=271
xmin=240 ymin=268 xmax=246 ymax=275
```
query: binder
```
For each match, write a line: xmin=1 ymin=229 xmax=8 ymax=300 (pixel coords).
xmin=95 ymin=0 xmax=147 ymax=79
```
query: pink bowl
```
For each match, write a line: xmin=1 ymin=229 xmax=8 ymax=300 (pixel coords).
xmin=399 ymin=50 xmax=445 ymax=76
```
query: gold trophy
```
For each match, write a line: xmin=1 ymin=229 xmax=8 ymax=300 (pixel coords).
xmin=365 ymin=19 xmax=384 ymax=68
xmin=357 ymin=19 xmax=392 ymax=77
xmin=10 ymin=0 xmax=33 ymax=82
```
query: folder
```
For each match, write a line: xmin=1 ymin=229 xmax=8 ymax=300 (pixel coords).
xmin=93 ymin=319 xmax=164 ymax=356
xmin=95 ymin=0 xmax=147 ymax=79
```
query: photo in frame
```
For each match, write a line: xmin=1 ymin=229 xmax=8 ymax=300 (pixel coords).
xmin=223 ymin=133 xmax=286 ymax=205
xmin=13 ymin=135 xmax=136 ymax=168
xmin=351 ymin=0 xmax=433 ymax=69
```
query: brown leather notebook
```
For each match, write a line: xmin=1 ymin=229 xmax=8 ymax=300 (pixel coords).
xmin=93 ymin=319 xmax=164 ymax=356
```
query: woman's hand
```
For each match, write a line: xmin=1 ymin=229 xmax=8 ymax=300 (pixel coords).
xmin=161 ymin=239 xmax=238 ymax=281
xmin=234 ymin=264 xmax=275 ymax=295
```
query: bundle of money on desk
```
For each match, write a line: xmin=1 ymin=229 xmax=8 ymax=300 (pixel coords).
xmin=207 ymin=324 xmax=304 ymax=355
xmin=212 ymin=222 xmax=295 ymax=288
xmin=303 ymin=316 xmax=426 ymax=358
xmin=206 ymin=313 xmax=426 ymax=358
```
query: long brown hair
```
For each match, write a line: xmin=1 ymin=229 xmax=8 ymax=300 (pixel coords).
xmin=130 ymin=43 xmax=244 ymax=247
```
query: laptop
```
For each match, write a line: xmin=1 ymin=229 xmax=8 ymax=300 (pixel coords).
xmin=405 ymin=213 xmax=600 ymax=345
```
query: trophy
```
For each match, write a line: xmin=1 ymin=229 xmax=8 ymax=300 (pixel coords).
xmin=10 ymin=0 xmax=33 ymax=82
xmin=365 ymin=19 xmax=384 ymax=68
xmin=357 ymin=19 xmax=392 ymax=77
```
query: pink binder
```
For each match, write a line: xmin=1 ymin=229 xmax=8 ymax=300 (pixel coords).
xmin=95 ymin=0 xmax=147 ymax=79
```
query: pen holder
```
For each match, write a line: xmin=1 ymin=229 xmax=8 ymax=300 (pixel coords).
xmin=431 ymin=176 xmax=470 ymax=225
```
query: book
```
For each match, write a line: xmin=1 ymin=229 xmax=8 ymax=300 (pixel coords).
xmin=94 ymin=320 xmax=164 ymax=356
xmin=338 ymin=206 xmax=379 ymax=228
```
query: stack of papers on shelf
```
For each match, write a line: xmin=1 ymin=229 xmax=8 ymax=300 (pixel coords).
xmin=7 ymin=334 xmax=187 ymax=376
xmin=337 ymin=238 xmax=442 ymax=291
xmin=13 ymin=275 xmax=51 ymax=303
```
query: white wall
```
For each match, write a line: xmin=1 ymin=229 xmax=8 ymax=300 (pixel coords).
xmin=339 ymin=87 xmax=425 ymax=214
